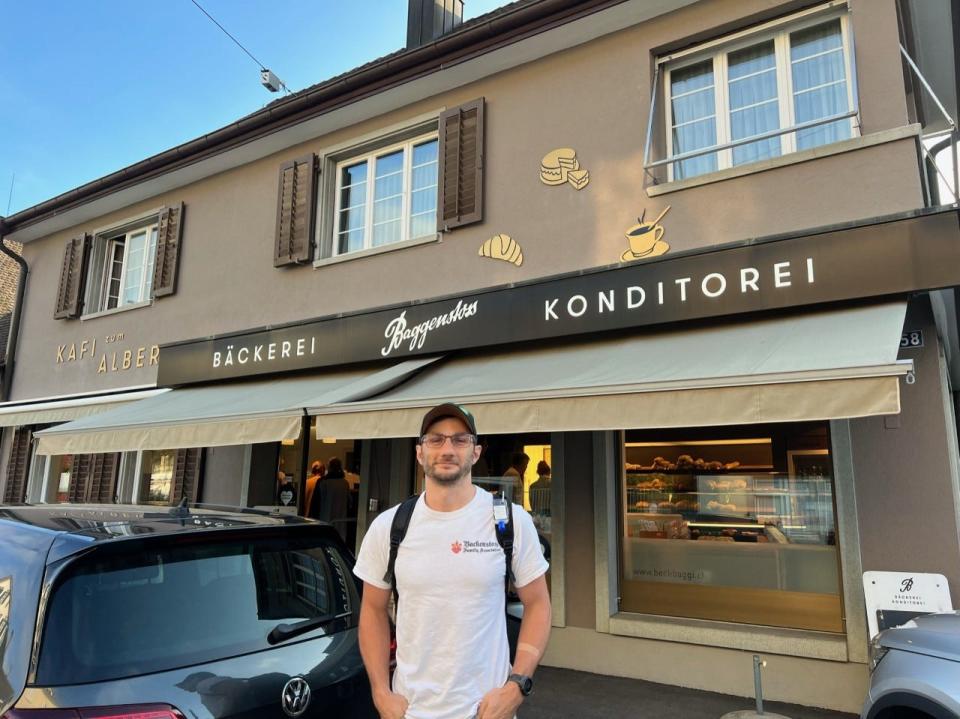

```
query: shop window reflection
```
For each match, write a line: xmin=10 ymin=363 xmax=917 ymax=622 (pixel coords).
xmin=620 ymin=423 xmax=842 ymax=632
xmin=140 ymin=450 xmax=174 ymax=505
xmin=55 ymin=454 xmax=73 ymax=503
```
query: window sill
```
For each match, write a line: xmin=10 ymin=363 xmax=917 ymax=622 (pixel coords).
xmin=81 ymin=299 xmax=153 ymax=321
xmin=646 ymin=124 xmax=921 ymax=197
xmin=313 ymin=233 xmax=441 ymax=268
xmin=608 ymin=612 xmax=849 ymax=662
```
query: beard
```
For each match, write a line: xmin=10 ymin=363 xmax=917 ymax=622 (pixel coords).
xmin=425 ymin=455 xmax=472 ymax=484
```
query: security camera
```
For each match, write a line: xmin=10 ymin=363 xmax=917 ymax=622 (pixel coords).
xmin=260 ymin=69 xmax=283 ymax=93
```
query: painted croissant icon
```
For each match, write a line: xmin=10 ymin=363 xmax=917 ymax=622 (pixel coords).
xmin=479 ymin=234 xmax=523 ymax=266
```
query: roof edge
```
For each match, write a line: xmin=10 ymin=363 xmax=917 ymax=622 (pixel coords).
xmin=4 ymin=0 xmax=631 ymax=235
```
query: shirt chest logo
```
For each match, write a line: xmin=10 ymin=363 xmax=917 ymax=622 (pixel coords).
xmin=449 ymin=539 xmax=501 ymax=554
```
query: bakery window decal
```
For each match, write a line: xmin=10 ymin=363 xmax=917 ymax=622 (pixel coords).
xmin=540 ymin=148 xmax=589 ymax=190
xmin=621 ymin=206 xmax=671 ymax=263
xmin=479 ymin=233 xmax=523 ymax=267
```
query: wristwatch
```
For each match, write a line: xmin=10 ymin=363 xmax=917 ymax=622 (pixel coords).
xmin=507 ymin=673 xmax=534 ymax=696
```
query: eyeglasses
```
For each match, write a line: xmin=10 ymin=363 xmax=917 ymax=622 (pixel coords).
xmin=420 ymin=432 xmax=477 ymax=449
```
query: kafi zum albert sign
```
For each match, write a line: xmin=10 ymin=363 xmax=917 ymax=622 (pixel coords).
xmin=56 ymin=332 xmax=160 ymax=375
xmin=157 ymin=210 xmax=960 ymax=387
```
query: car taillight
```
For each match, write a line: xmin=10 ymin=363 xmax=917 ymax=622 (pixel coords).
xmin=3 ymin=705 xmax=184 ymax=719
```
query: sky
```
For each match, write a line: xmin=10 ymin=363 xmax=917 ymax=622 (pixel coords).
xmin=0 ymin=0 xmax=509 ymax=216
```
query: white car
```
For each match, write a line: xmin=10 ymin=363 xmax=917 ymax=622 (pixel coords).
xmin=862 ymin=612 xmax=960 ymax=719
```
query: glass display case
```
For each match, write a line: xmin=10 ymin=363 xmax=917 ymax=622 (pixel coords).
xmin=619 ymin=426 xmax=843 ymax=633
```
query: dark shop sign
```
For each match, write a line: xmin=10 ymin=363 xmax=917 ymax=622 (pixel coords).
xmin=158 ymin=210 xmax=960 ymax=386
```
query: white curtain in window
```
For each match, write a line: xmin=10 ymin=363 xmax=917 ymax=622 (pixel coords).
xmin=728 ymin=40 xmax=781 ymax=166
xmin=372 ymin=149 xmax=404 ymax=247
xmin=670 ymin=60 xmax=718 ymax=179
xmin=791 ymin=20 xmax=850 ymax=150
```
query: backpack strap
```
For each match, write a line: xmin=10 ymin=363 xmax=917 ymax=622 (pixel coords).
xmin=494 ymin=499 xmax=516 ymax=596
xmin=383 ymin=494 xmax=419 ymax=609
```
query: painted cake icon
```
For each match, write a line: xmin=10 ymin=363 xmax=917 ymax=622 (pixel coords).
xmin=540 ymin=148 xmax=589 ymax=190
xmin=621 ymin=206 xmax=671 ymax=262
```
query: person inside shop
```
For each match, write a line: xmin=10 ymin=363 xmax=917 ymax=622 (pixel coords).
xmin=309 ymin=457 xmax=351 ymax=540
xmin=502 ymin=451 xmax=530 ymax=503
xmin=276 ymin=456 xmax=297 ymax=508
xmin=529 ymin=460 xmax=552 ymax=518
xmin=304 ymin=460 xmax=325 ymax=518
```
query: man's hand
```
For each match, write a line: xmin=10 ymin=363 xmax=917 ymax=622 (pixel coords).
xmin=476 ymin=681 xmax=523 ymax=719
xmin=373 ymin=687 xmax=409 ymax=719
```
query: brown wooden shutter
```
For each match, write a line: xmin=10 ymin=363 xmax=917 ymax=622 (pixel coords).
xmin=274 ymin=154 xmax=317 ymax=267
xmin=437 ymin=98 xmax=485 ymax=232
xmin=54 ymin=234 xmax=91 ymax=319
xmin=172 ymin=448 xmax=203 ymax=504
xmin=2 ymin=428 xmax=32 ymax=503
xmin=152 ymin=202 xmax=185 ymax=298
xmin=87 ymin=453 xmax=119 ymax=503
xmin=68 ymin=453 xmax=120 ymax=503
xmin=67 ymin=454 xmax=90 ymax=503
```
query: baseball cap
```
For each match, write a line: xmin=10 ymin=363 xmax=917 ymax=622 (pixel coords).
xmin=419 ymin=402 xmax=478 ymax=438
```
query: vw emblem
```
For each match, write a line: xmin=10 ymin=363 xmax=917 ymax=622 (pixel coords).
xmin=281 ymin=676 xmax=311 ymax=717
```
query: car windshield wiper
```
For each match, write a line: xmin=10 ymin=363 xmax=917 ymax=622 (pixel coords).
xmin=267 ymin=610 xmax=353 ymax=645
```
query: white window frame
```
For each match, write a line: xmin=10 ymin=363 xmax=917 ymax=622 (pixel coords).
xmin=88 ymin=220 xmax=159 ymax=314
xmin=331 ymin=131 xmax=439 ymax=257
xmin=663 ymin=8 xmax=858 ymax=182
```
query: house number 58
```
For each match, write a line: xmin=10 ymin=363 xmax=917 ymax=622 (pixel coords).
xmin=900 ymin=331 xmax=924 ymax=348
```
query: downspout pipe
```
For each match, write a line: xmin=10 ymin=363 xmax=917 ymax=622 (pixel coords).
xmin=0 ymin=217 xmax=28 ymax=402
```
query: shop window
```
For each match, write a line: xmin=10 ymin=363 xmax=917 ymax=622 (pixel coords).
xmin=138 ymin=448 xmax=201 ymax=505
xmin=619 ymin=422 xmax=842 ymax=633
xmin=661 ymin=9 xmax=857 ymax=181
xmin=331 ymin=133 xmax=439 ymax=256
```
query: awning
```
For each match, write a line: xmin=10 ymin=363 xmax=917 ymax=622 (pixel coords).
xmin=310 ymin=302 xmax=910 ymax=438
xmin=35 ymin=357 xmax=439 ymax=455
xmin=0 ymin=388 xmax=169 ymax=428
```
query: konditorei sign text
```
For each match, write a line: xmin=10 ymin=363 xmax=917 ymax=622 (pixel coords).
xmin=157 ymin=211 xmax=960 ymax=386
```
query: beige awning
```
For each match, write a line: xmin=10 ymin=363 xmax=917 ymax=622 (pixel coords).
xmin=310 ymin=302 xmax=910 ymax=438
xmin=0 ymin=388 xmax=168 ymax=428
xmin=35 ymin=357 xmax=440 ymax=455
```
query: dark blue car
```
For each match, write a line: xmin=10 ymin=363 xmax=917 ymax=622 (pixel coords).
xmin=0 ymin=503 xmax=377 ymax=718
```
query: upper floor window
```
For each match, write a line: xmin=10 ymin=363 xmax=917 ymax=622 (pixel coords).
xmin=53 ymin=203 xmax=183 ymax=320
xmin=272 ymin=99 xmax=484 ymax=268
xmin=93 ymin=222 xmax=159 ymax=311
xmin=662 ymin=11 xmax=856 ymax=181
xmin=332 ymin=133 xmax=439 ymax=256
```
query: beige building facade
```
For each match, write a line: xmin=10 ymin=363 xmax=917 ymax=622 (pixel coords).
xmin=2 ymin=0 xmax=959 ymax=711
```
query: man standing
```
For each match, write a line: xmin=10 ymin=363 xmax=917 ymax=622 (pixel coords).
xmin=353 ymin=403 xmax=551 ymax=719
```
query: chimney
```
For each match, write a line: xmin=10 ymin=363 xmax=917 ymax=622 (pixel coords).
xmin=407 ymin=0 xmax=464 ymax=48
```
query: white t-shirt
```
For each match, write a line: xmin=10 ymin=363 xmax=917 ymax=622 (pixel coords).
xmin=353 ymin=485 xmax=548 ymax=719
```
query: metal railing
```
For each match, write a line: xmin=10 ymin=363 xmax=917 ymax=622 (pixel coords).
xmin=644 ymin=110 xmax=860 ymax=171
xmin=899 ymin=44 xmax=959 ymax=205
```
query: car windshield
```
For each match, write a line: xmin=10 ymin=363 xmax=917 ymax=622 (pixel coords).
xmin=37 ymin=532 xmax=357 ymax=685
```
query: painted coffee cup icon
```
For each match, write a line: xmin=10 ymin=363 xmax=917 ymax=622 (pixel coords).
xmin=621 ymin=206 xmax=671 ymax=262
